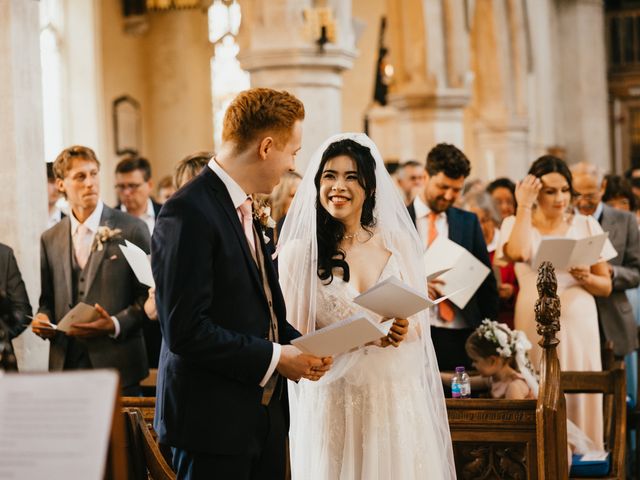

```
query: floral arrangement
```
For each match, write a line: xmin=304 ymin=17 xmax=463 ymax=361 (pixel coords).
xmin=92 ymin=226 xmax=122 ymax=252
xmin=252 ymin=197 xmax=276 ymax=230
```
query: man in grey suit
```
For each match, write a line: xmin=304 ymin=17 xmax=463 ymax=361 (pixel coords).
xmin=32 ymin=146 xmax=150 ymax=394
xmin=572 ymin=162 xmax=640 ymax=357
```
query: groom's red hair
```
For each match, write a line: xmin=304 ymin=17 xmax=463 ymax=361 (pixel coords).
xmin=222 ymin=88 xmax=305 ymax=153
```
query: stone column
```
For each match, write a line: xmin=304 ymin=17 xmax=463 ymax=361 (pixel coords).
xmin=555 ymin=0 xmax=610 ymax=168
xmin=238 ymin=0 xmax=357 ymax=173
xmin=145 ymin=9 xmax=214 ymax=178
xmin=468 ymin=0 xmax=530 ymax=180
xmin=0 ymin=0 xmax=47 ymax=307
xmin=385 ymin=0 xmax=472 ymax=162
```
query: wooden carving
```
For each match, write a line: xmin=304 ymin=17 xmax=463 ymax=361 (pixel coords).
xmin=534 ymin=261 xmax=561 ymax=346
xmin=456 ymin=444 xmax=528 ymax=480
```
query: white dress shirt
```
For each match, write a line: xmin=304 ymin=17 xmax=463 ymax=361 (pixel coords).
xmin=413 ymin=196 xmax=467 ymax=329
xmin=208 ymin=159 xmax=281 ymax=387
xmin=69 ymin=201 xmax=121 ymax=337
xmin=120 ymin=198 xmax=155 ymax=235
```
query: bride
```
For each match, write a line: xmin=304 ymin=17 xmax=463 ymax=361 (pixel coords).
xmin=277 ymin=133 xmax=456 ymax=479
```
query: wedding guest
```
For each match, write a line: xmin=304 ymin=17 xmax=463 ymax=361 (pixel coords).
xmin=31 ymin=145 xmax=151 ymax=396
xmin=173 ymin=151 xmax=213 ymax=190
xmin=603 ymin=174 xmax=637 ymax=215
xmin=625 ymin=165 xmax=640 ymax=199
xmin=571 ymin=162 xmax=640 ymax=360
xmin=487 ymin=177 xmax=517 ymax=222
xmin=498 ymin=155 xmax=611 ymax=449
xmin=115 ymin=156 xmax=161 ymax=235
xmin=155 ymin=175 xmax=175 ymax=204
xmin=46 ymin=162 xmax=64 ymax=229
xmin=408 ymin=143 xmax=499 ymax=371
xmin=464 ymin=192 xmax=518 ymax=329
xmin=0 ymin=242 xmax=31 ymax=339
xmin=270 ymin=171 xmax=301 ymax=242
xmin=396 ymin=160 xmax=425 ymax=206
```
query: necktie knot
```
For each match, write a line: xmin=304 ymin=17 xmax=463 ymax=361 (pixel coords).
xmin=238 ymin=198 xmax=255 ymax=252
xmin=239 ymin=198 xmax=253 ymax=220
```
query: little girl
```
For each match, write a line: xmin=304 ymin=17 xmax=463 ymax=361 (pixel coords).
xmin=464 ymin=319 xmax=537 ymax=400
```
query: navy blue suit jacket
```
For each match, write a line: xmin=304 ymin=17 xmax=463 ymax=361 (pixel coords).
xmin=408 ymin=204 xmax=499 ymax=327
xmin=151 ymin=167 xmax=300 ymax=455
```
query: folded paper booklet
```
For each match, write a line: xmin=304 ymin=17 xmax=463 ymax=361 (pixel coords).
xmin=291 ymin=314 xmax=393 ymax=357
xmin=353 ymin=275 xmax=461 ymax=319
xmin=119 ymin=240 xmax=155 ymax=288
xmin=423 ymin=236 xmax=490 ymax=309
xmin=533 ymin=232 xmax=617 ymax=270
xmin=56 ymin=302 xmax=100 ymax=333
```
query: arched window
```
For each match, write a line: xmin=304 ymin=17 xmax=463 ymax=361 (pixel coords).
xmin=208 ymin=0 xmax=250 ymax=150
xmin=39 ymin=0 xmax=66 ymax=163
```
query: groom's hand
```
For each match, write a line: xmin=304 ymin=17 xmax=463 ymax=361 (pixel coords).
xmin=277 ymin=345 xmax=332 ymax=381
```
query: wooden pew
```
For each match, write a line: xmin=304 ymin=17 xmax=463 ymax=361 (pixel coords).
xmin=446 ymin=262 xmax=626 ymax=479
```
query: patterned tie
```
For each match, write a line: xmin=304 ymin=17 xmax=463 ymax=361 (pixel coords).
xmin=427 ymin=212 xmax=455 ymax=322
xmin=74 ymin=224 xmax=92 ymax=269
xmin=238 ymin=198 xmax=255 ymax=253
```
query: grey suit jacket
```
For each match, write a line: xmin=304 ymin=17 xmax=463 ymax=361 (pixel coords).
xmin=38 ymin=205 xmax=151 ymax=387
xmin=595 ymin=204 xmax=640 ymax=356
xmin=0 ymin=243 xmax=31 ymax=339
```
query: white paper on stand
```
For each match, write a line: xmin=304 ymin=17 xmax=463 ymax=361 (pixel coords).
xmin=0 ymin=370 xmax=119 ymax=480
xmin=533 ymin=232 xmax=616 ymax=270
xmin=291 ymin=314 xmax=392 ymax=357
xmin=119 ymin=239 xmax=155 ymax=288
xmin=423 ymin=236 xmax=490 ymax=309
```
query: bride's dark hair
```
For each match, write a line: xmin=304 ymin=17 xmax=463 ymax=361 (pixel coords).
xmin=314 ymin=139 xmax=377 ymax=284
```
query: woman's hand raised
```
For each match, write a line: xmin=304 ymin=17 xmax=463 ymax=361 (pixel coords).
xmin=515 ymin=175 xmax=542 ymax=209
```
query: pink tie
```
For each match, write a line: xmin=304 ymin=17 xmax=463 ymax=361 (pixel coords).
xmin=74 ymin=224 xmax=92 ymax=269
xmin=238 ymin=198 xmax=255 ymax=252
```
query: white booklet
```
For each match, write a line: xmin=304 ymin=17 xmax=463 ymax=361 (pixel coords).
xmin=533 ymin=232 xmax=617 ymax=270
xmin=291 ymin=314 xmax=393 ymax=357
xmin=56 ymin=302 xmax=100 ymax=333
xmin=423 ymin=236 xmax=490 ymax=309
xmin=119 ymin=239 xmax=155 ymax=288
xmin=353 ymin=275 xmax=460 ymax=319
xmin=0 ymin=370 xmax=119 ymax=480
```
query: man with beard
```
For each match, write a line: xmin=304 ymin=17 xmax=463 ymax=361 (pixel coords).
xmin=408 ymin=143 xmax=499 ymax=371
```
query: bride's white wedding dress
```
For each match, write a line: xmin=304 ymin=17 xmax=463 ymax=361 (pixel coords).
xmin=288 ymin=254 xmax=450 ymax=479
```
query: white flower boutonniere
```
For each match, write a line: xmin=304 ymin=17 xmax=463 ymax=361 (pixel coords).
xmin=252 ymin=198 xmax=277 ymax=230
xmin=92 ymin=226 xmax=122 ymax=252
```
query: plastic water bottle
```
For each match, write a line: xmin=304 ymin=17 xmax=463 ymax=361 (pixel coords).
xmin=451 ymin=366 xmax=471 ymax=399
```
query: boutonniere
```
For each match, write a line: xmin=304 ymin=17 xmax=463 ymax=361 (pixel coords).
xmin=252 ymin=198 xmax=277 ymax=230
xmin=92 ymin=226 xmax=122 ymax=252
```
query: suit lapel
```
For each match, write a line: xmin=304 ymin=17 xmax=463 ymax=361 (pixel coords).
xmin=205 ymin=169 xmax=265 ymax=294
xmin=599 ymin=205 xmax=619 ymax=245
xmin=82 ymin=207 xmax=112 ymax=294
xmin=55 ymin=218 xmax=73 ymax=309
xmin=446 ymin=208 xmax=462 ymax=245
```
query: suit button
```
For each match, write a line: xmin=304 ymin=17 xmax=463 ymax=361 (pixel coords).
xmin=80 ymin=277 xmax=85 ymax=282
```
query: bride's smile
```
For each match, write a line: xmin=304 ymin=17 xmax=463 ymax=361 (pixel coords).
xmin=319 ymin=155 xmax=366 ymax=225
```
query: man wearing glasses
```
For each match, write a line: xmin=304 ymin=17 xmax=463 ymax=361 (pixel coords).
xmin=572 ymin=162 xmax=640 ymax=360
xmin=115 ymin=156 xmax=162 ymax=235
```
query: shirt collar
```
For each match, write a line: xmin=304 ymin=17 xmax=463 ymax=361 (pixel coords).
xmin=574 ymin=202 xmax=604 ymax=221
xmin=120 ymin=198 xmax=155 ymax=219
xmin=413 ymin=195 xmax=444 ymax=219
xmin=70 ymin=200 xmax=104 ymax=236
xmin=208 ymin=158 xmax=249 ymax=209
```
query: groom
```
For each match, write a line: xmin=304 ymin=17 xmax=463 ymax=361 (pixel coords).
xmin=152 ymin=88 xmax=332 ymax=479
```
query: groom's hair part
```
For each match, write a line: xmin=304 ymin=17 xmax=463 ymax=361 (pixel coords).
xmin=222 ymin=88 xmax=305 ymax=153
xmin=426 ymin=143 xmax=471 ymax=179
xmin=314 ymin=139 xmax=377 ymax=285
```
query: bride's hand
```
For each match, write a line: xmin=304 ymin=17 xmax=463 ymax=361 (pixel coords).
xmin=378 ymin=318 xmax=409 ymax=348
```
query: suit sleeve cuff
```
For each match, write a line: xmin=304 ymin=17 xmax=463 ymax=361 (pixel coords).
xmin=110 ymin=316 xmax=121 ymax=339
xmin=259 ymin=342 xmax=281 ymax=387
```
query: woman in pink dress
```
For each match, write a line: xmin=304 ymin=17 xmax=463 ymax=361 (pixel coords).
xmin=497 ymin=155 xmax=612 ymax=449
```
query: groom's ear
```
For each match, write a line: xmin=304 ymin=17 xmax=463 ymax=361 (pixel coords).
xmin=258 ymin=136 xmax=275 ymax=161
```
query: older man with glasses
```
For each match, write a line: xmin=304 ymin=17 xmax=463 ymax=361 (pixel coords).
xmin=572 ymin=162 xmax=640 ymax=360
xmin=115 ymin=156 xmax=162 ymax=235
